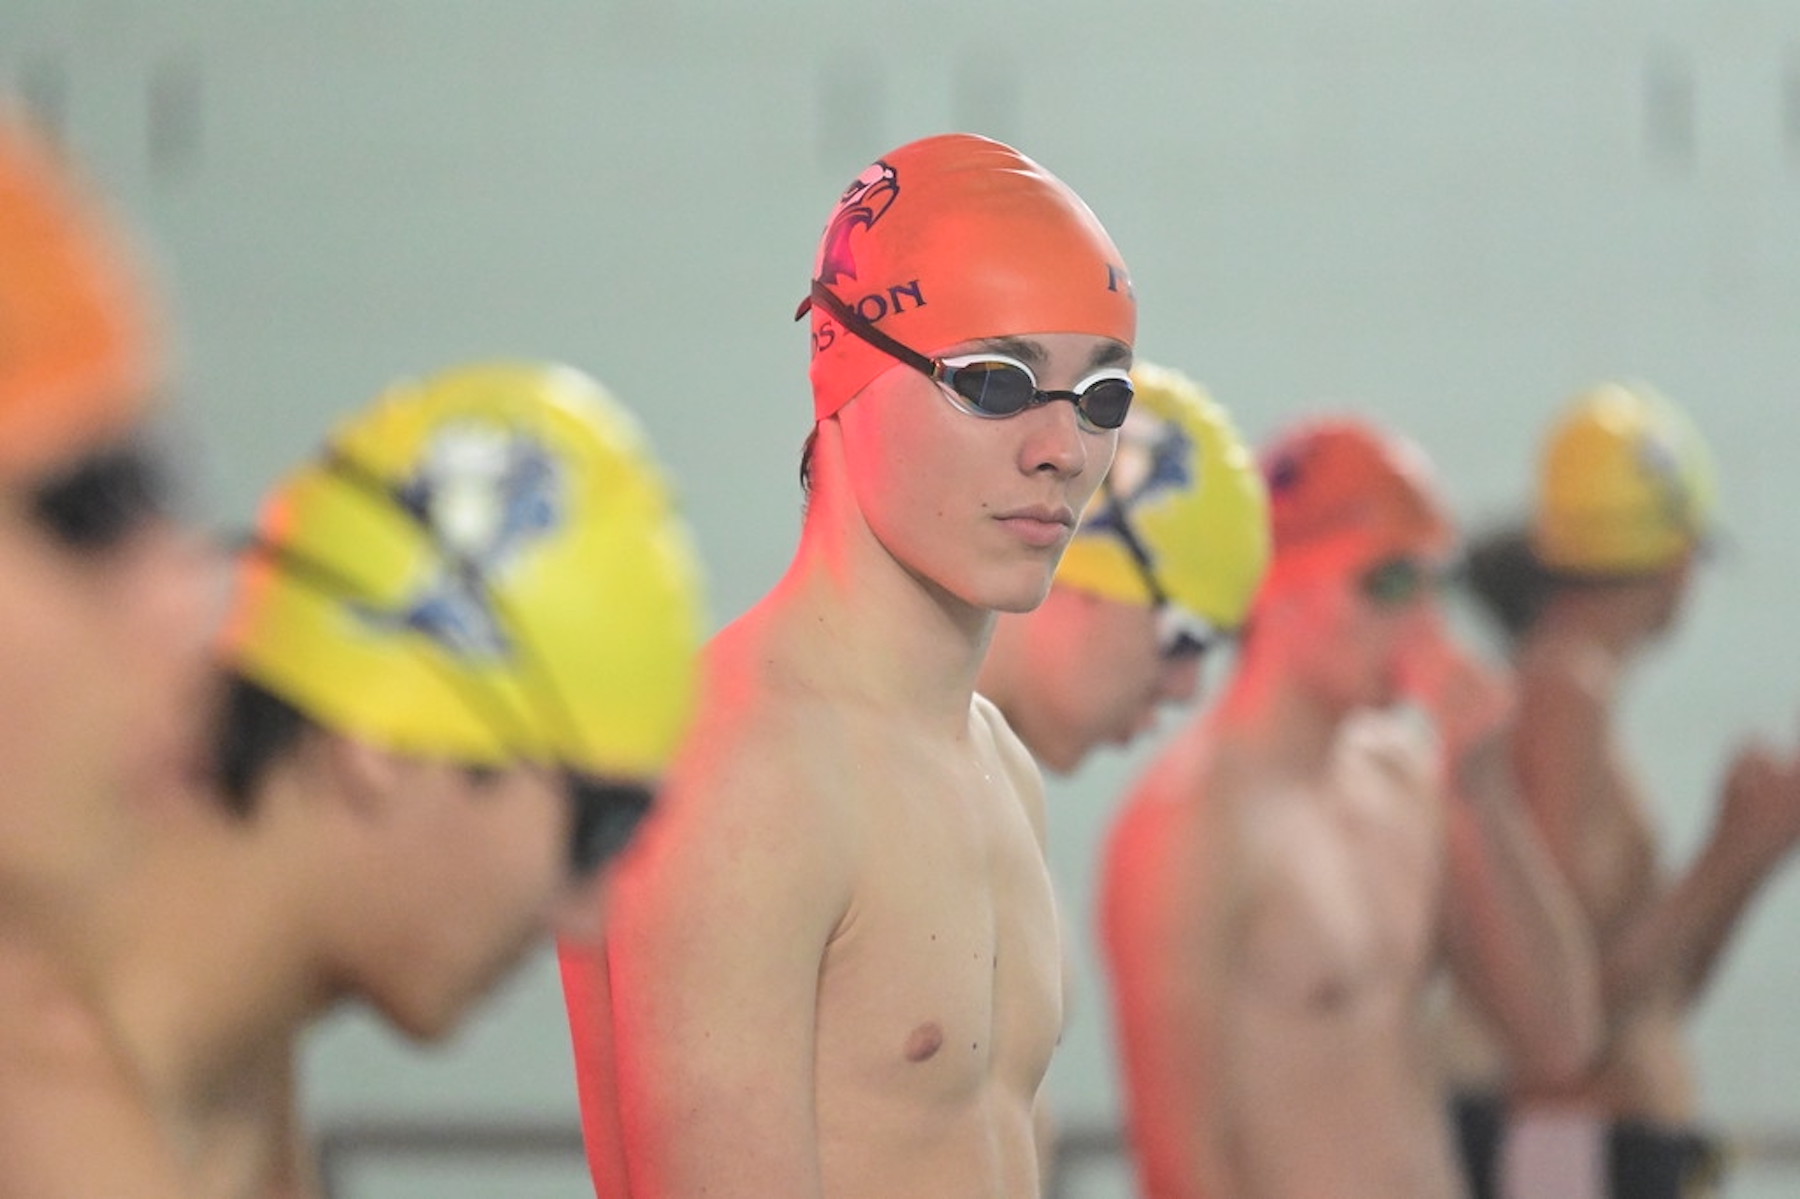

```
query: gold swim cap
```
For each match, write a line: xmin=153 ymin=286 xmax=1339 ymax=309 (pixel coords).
xmin=1532 ymin=381 xmax=1714 ymax=576
xmin=1055 ymin=363 xmax=1270 ymax=632
xmin=0 ymin=117 xmax=160 ymax=474
xmin=224 ymin=362 xmax=704 ymax=779
xmin=801 ymin=133 xmax=1135 ymax=421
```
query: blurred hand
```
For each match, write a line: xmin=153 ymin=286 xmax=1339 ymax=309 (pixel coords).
xmin=1711 ymin=738 xmax=1800 ymax=875
xmin=1397 ymin=621 xmax=1516 ymax=766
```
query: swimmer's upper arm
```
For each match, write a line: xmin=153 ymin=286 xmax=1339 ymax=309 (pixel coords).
xmin=1439 ymin=678 xmax=1602 ymax=1086
xmin=1103 ymin=749 xmax=1240 ymax=1199
xmin=601 ymin=716 xmax=855 ymax=1199
xmin=1511 ymin=661 xmax=1616 ymax=920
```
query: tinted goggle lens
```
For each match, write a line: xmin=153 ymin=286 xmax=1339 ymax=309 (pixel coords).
xmin=565 ymin=773 xmax=656 ymax=878
xmin=1156 ymin=605 xmax=1217 ymax=661
xmin=1359 ymin=558 xmax=1441 ymax=607
xmin=29 ymin=441 xmax=172 ymax=553
xmin=1072 ymin=378 xmax=1135 ymax=429
xmin=939 ymin=357 xmax=1135 ymax=430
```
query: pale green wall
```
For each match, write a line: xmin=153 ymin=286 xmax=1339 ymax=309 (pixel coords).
xmin=5 ymin=3 xmax=1800 ymax=1196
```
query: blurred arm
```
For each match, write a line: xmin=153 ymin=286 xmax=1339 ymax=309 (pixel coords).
xmin=595 ymin=740 xmax=852 ymax=1199
xmin=1413 ymin=636 xmax=1600 ymax=1087
xmin=1103 ymin=777 xmax=1238 ymax=1199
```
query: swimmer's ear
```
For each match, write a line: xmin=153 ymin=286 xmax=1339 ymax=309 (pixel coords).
xmin=319 ymin=733 xmax=409 ymax=822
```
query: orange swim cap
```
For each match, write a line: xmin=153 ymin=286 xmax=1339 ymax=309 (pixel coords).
xmin=0 ymin=119 xmax=159 ymax=474
xmin=1260 ymin=417 xmax=1452 ymax=558
xmin=800 ymin=133 xmax=1135 ymax=421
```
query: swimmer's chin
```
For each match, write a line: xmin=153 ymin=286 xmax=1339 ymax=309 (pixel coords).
xmin=984 ymin=574 xmax=1059 ymax=616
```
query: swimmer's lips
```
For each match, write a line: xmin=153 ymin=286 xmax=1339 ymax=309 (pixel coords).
xmin=994 ymin=504 xmax=1075 ymax=550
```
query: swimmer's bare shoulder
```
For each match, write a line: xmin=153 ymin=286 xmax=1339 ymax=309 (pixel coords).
xmin=601 ymin=617 xmax=861 ymax=1199
xmin=973 ymin=693 xmax=1047 ymax=846
xmin=0 ymin=995 xmax=189 ymax=1198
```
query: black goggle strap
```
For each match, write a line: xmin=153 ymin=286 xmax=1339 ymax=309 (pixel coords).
xmin=807 ymin=281 xmax=939 ymax=381
xmin=240 ymin=529 xmax=652 ymax=877
xmin=231 ymin=533 xmax=543 ymax=760
xmin=1100 ymin=473 xmax=1171 ymax=609
xmin=1096 ymin=474 xmax=1219 ymax=660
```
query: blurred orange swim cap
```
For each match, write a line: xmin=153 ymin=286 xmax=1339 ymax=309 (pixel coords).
xmin=1260 ymin=416 xmax=1453 ymax=559
xmin=800 ymin=133 xmax=1135 ymax=421
xmin=0 ymin=118 xmax=159 ymax=474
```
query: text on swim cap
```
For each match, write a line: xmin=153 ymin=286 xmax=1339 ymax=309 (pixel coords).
xmin=810 ymin=279 xmax=928 ymax=354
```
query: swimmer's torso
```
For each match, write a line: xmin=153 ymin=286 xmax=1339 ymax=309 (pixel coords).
xmin=812 ymin=694 xmax=1061 ymax=1199
xmin=1106 ymin=711 xmax=1463 ymax=1199
xmin=567 ymin=617 xmax=1062 ymax=1199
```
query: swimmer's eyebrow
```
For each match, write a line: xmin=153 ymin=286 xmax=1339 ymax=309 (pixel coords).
xmin=1083 ymin=340 xmax=1134 ymax=372
xmin=949 ymin=336 xmax=1134 ymax=373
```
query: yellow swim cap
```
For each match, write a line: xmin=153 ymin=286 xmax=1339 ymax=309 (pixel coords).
xmin=1532 ymin=381 xmax=1714 ymax=576
xmin=1054 ymin=363 xmax=1271 ymax=632
xmin=224 ymin=362 xmax=704 ymax=780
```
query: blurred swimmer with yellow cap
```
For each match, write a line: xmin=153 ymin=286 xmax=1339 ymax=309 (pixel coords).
xmin=561 ymin=131 xmax=1135 ymax=1199
xmin=979 ymin=362 xmax=1269 ymax=774
xmin=1443 ymin=382 xmax=1797 ymax=1199
xmin=84 ymin=361 xmax=702 ymax=1197
xmin=0 ymin=114 xmax=218 ymax=1197
xmin=1099 ymin=415 xmax=1599 ymax=1199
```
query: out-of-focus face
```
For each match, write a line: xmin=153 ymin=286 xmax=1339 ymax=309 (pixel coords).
xmin=1646 ymin=549 xmax=1697 ymax=637
xmin=355 ymin=758 xmax=632 ymax=1041
xmin=0 ymin=440 xmax=215 ymax=908
xmin=1279 ymin=532 xmax=1451 ymax=714
xmin=833 ymin=331 xmax=1128 ymax=615
xmin=997 ymin=587 xmax=1204 ymax=774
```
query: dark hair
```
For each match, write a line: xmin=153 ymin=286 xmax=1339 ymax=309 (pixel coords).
xmin=213 ymin=672 xmax=317 ymax=816
xmin=799 ymin=426 xmax=818 ymax=496
xmin=1461 ymin=525 xmax=1556 ymax=642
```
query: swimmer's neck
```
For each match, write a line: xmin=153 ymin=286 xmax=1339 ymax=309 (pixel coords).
xmin=750 ymin=533 xmax=993 ymax=734
xmin=98 ymin=777 xmax=330 ymax=1134
xmin=1530 ymin=585 xmax=1668 ymax=664
xmin=1213 ymin=647 xmax=1359 ymax=776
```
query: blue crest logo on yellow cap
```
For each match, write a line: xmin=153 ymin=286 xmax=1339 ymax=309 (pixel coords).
xmin=366 ymin=424 xmax=565 ymax=660
xmin=1056 ymin=363 xmax=1270 ymax=632
xmin=225 ymin=362 xmax=705 ymax=780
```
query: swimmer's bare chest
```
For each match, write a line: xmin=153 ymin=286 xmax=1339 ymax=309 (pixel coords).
xmin=1238 ymin=769 xmax=1442 ymax=1019
xmin=810 ymin=737 xmax=1061 ymax=1154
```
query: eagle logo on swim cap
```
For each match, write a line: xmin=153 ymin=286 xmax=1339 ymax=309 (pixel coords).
xmin=362 ymin=423 xmax=565 ymax=659
xmin=815 ymin=161 xmax=898 ymax=287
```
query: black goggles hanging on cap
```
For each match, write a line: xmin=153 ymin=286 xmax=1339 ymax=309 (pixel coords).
xmin=806 ymin=282 xmax=1136 ymax=431
xmin=1099 ymin=473 xmax=1217 ymax=661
